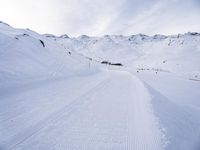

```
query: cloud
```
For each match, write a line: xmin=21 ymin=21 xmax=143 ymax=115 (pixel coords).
xmin=59 ymin=0 xmax=124 ymax=36
xmin=103 ymin=0 xmax=200 ymax=35
xmin=0 ymin=0 xmax=200 ymax=36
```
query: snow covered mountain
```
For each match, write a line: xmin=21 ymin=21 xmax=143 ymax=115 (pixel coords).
xmin=1 ymin=20 xmax=200 ymax=81
xmin=1 ymin=21 xmax=200 ymax=150
xmin=55 ymin=32 xmax=200 ymax=79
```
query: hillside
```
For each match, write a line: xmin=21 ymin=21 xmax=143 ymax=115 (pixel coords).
xmin=0 ymin=21 xmax=200 ymax=150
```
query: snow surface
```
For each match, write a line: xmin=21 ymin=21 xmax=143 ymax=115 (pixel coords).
xmin=0 ymin=21 xmax=200 ymax=150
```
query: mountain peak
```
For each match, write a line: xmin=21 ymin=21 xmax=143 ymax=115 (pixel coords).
xmin=60 ymin=34 xmax=69 ymax=39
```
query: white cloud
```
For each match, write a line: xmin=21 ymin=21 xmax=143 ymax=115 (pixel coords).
xmin=0 ymin=0 xmax=200 ymax=36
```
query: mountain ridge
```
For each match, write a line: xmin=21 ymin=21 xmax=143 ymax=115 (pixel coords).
xmin=1 ymin=20 xmax=200 ymax=81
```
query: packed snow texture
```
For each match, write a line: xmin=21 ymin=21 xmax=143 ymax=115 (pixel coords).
xmin=0 ymin=21 xmax=200 ymax=150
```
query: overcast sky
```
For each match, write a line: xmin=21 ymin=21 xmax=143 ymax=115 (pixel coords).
xmin=0 ymin=0 xmax=200 ymax=36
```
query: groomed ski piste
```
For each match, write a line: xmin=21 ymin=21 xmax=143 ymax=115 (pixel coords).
xmin=1 ymin=21 xmax=200 ymax=150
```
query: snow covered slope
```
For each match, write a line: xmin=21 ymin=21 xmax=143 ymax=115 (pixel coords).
xmin=0 ymin=21 xmax=94 ymax=87
xmin=56 ymin=33 xmax=200 ymax=79
xmin=1 ymin=21 xmax=200 ymax=150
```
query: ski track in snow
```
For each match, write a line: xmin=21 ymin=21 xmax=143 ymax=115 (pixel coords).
xmin=0 ymin=71 xmax=165 ymax=150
